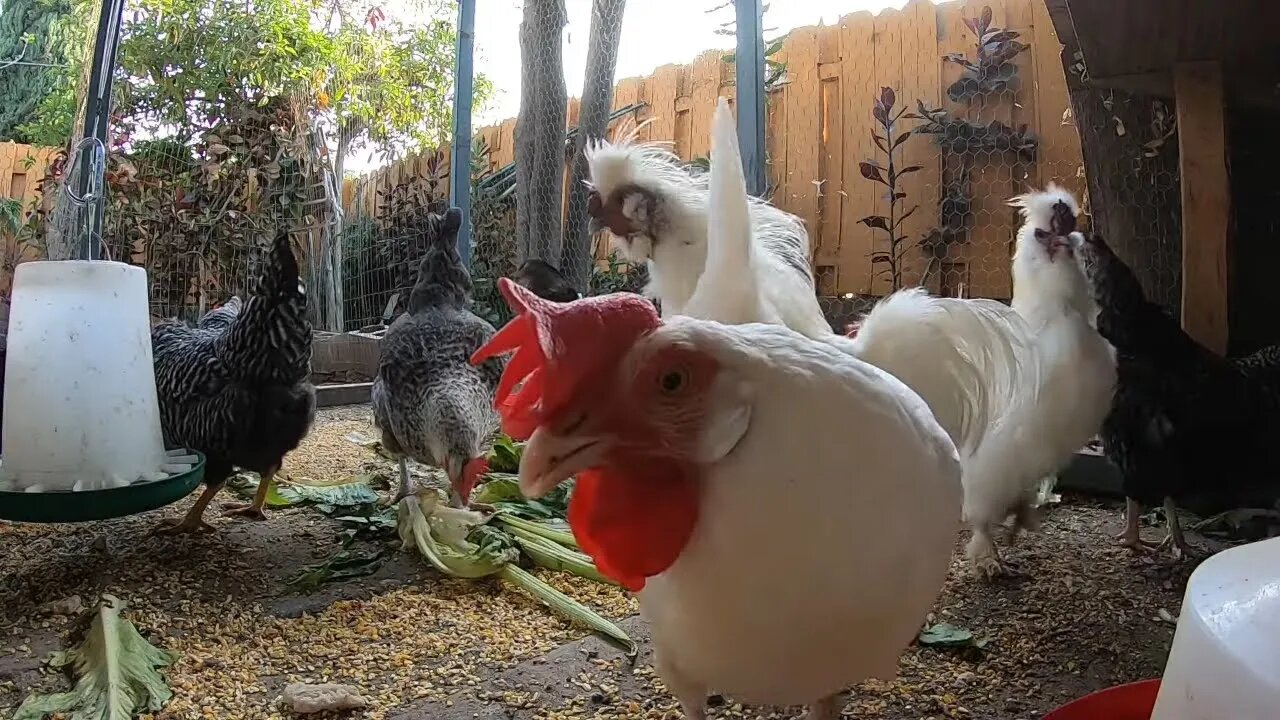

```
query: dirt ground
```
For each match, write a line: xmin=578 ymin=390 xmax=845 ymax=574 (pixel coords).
xmin=0 ymin=405 xmax=1206 ymax=719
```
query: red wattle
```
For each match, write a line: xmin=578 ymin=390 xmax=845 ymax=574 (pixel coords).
xmin=568 ymin=457 xmax=700 ymax=592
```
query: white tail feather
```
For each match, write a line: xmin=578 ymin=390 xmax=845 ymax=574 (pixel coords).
xmin=685 ymin=99 xmax=776 ymax=325
xmin=841 ymin=289 xmax=1035 ymax=456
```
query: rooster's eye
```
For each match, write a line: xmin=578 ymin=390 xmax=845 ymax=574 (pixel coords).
xmin=658 ymin=368 xmax=689 ymax=394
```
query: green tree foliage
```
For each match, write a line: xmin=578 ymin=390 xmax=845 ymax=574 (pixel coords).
xmin=114 ymin=0 xmax=489 ymax=163
xmin=0 ymin=0 xmax=87 ymax=145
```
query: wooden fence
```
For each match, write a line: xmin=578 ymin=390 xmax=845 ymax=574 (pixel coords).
xmin=356 ymin=0 xmax=1085 ymax=300
xmin=0 ymin=142 xmax=62 ymax=295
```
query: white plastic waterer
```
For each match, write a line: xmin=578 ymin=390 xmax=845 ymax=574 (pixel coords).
xmin=1150 ymin=535 xmax=1280 ymax=720
xmin=0 ymin=260 xmax=170 ymax=492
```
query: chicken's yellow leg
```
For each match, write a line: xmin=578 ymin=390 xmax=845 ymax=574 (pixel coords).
xmin=222 ymin=467 xmax=276 ymax=521
xmin=151 ymin=483 xmax=221 ymax=535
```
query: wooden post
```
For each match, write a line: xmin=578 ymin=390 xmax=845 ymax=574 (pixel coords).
xmin=1175 ymin=61 xmax=1231 ymax=355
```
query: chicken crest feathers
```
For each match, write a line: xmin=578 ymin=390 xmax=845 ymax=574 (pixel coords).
xmin=584 ymin=119 xmax=814 ymax=285
xmin=1009 ymin=183 xmax=1081 ymax=235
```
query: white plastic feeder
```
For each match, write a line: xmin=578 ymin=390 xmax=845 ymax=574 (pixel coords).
xmin=1150 ymin=535 xmax=1280 ymax=720
xmin=0 ymin=260 xmax=169 ymax=492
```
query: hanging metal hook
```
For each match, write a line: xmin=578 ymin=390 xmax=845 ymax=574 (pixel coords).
xmin=61 ymin=136 xmax=108 ymax=260
xmin=63 ymin=136 xmax=106 ymax=208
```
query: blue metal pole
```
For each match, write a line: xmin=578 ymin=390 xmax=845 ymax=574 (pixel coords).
xmin=734 ymin=0 xmax=767 ymax=197
xmin=450 ymin=0 xmax=476 ymax=267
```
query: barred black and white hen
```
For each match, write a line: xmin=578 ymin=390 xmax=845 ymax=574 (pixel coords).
xmin=372 ymin=207 xmax=505 ymax=507
xmin=149 ymin=229 xmax=316 ymax=534
xmin=1071 ymin=231 xmax=1280 ymax=557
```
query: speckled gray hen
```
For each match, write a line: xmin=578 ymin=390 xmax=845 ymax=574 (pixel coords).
xmin=372 ymin=207 xmax=506 ymax=507
xmin=149 ymin=229 xmax=317 ymax=534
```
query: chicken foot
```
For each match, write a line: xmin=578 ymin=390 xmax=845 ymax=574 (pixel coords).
xmin=150 ymin=482 xmax=221 ymax=535
xmin=1114 ymin=497 xmax=1163 ymax=551
xmin=967 ymin=525 xmax=1006 ymax=580
xmin=222 ymin=466 xmax=278 ymax=521
xmin=1151 ymin=497 xmax=1191 ymax=559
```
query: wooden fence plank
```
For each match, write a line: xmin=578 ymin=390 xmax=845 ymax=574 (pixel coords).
xmin=815 ymin=24 xmax=843 ymax=273
xmin=898 ymin=0 xmax=943 ymax=288
xmin=870 ymin=7 xmax=906 ymax=296
xmin=1030 ymin=0 xmax=1086 ymax=198
xmin=648 ymin=64 xmax=682 ymax=151
xmin=839 ymin=11 xmax=879 ymax=295
xmin=687 ymin=50 xmax=722 ymax=162
xmin=781 ymin=27 xmax=822 ymax=251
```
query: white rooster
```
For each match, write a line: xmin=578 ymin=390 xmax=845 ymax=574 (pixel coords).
xmin=944 ymin=186 xmax=1117 ymax=575
xmin=471 ymin=277 xmax=962 ymax=719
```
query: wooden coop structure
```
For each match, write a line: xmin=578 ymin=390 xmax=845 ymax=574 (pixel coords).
xmin=1049 ymin=0 xmax=1280 ymax=355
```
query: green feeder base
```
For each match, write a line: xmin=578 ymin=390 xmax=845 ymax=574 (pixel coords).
xmin=0 ymin=451 xmax=206 ymax=523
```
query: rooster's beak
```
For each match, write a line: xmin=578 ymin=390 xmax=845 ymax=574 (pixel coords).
xmin=519 ymin=426 xmax=612 ymax=498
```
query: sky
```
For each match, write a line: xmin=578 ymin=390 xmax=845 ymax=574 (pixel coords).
xmin=346 ymin=0 xmax=913 ymax=173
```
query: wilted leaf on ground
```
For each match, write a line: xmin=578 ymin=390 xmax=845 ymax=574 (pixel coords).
xmin=230 ymin=474 xmax=379 ymax=511
xmin=288 ymin=533 xmax=389 ymax=592
xmin=13 ymin=595 xmax=177 ymax=720
xmin=918 ymin=622 xmax=987 ymax=650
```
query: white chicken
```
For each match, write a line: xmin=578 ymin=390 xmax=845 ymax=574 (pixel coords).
xmin=943 ymin=187 xmax=1117 ymax=575
xmin=585 ymin=110 xmax=828 ymax=337
xmin=471 ymin=277 xmax=962 ymax=720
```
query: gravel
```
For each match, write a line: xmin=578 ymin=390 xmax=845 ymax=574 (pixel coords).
xmin=0 ymin=405 xmax=1195 ymax=719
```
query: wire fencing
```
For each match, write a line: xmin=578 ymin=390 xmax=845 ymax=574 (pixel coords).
xmin=6 ymin=0 xmax=1187 ymax=352
xmin=337 ymin=0 xmax=1183 ymax=339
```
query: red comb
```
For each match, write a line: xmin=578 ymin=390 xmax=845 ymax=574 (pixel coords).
xmin=470 ymin=278 xmax=661 ymax=440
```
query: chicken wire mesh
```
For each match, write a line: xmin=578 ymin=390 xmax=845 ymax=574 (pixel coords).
xmin=339 ymin=0 xmax=640 ymax=333
xmin=762 ymin=0 xmax=1182 ymax=331
xmin=24 ymin=0 xmax=481 ymax=333
xmin=330 ymin=0 xmax=1188 ymax=337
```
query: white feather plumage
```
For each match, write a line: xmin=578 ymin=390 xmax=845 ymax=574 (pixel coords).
xmin=632 ymin=318 xmax=962 ymax=716
xmin=589 ymin=101 xmax=1112 ymax=580
xmin=585 ymin=106 xmax=827 ymax=337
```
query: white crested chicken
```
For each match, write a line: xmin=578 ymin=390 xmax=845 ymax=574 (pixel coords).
xmin=371 ymin=207 xmax=506 ymax=507
xmin=585 ymin=107 xmax=829 ymax=337
xmin=939 ymin=186 xmax=1116 ymax=574
xmin=471 ymin=277 xmax=962 ymax=719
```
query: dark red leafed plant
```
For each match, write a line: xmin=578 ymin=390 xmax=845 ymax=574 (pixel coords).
xmin=858 ymin=87 xmax=922 ymax=292
xmin=942 ymin=5 xmax=1030 ymax=103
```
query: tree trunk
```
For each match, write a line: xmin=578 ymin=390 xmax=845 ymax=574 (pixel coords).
xmin=1060 ymin=44 xmax=1183 ymax=313
xmin=562 ymin=0 xmax=626 ymax=292
xmin=515 ymin=0 xmax=568 ymax=264
xmin=44 ymin=16 xmax=97 ymax=261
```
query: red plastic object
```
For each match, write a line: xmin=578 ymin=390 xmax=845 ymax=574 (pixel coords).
xmin=1042 ymin=679 xmax=1161 ymax=720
